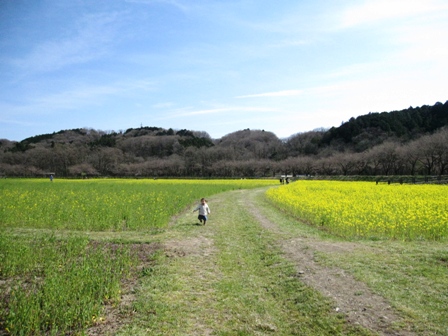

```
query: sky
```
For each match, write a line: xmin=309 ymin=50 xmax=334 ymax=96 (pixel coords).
xmin=1 ymin=0 xmax=448 ymax=142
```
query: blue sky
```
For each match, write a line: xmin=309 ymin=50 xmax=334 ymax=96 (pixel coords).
xmin=1 ymin=0 xmax=448 ymax=141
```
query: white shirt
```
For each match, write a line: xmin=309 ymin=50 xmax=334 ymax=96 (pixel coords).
xmin=194 ymin=203 xmax=210 ymax=216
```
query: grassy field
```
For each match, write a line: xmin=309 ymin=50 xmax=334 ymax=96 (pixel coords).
xmin=258 ymin=188 xmax=448 ymax=335
xmin=118 ymin=190 xmax=371 ymax=335
xmin=0 ymin=178 xmax=276 ymax=231
xmin=0 ymin=178 xmax=278 ymax=335
xmin=0 ymin=233 xmax=137 ymax=335
xmin=1 ymin=179 xmax=447 ymax=335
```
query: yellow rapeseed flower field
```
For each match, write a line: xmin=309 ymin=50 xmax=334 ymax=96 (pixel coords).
xmin=0 ymin=178 xmax=276 ymax=231
xmin=266 ymin=181 xmax=448 ymax=240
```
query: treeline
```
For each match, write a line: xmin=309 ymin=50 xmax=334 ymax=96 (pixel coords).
xmin=0 ymin=101 xmax=447 ymax=178
xmin=321 ymin=101 xmax=448 ymax=151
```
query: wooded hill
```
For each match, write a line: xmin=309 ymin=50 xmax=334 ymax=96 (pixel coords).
xmin=1 ymin=101 xmax=447 ymax=178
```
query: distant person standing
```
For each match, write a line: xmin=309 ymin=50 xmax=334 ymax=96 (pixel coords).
xmin=50 ymin=174 xmax=54 ymax=182
xmin=193 ymin=198 xmax=211 ymax=225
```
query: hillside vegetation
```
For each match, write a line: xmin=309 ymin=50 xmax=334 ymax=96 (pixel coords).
xmin=0 ymin=101 xmax=447 ymax=178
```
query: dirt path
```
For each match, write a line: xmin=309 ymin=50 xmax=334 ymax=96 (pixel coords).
xmin=92 ymin=187 xmax=415 ymax=335
xmin=244 ymin=189 xmax=415 ymax=336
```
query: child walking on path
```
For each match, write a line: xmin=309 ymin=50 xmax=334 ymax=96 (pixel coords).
xmin=193 ymin=198 xmax=211 ymax=225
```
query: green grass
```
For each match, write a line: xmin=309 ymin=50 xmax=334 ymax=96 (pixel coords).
xmin=0 ymin=179 xmax=278 ymax=335
xmin=324 ymin=241 xmax=448 ymax=335
xmin=256 ymin=189 xmax=448 ymax=336
xmin=0 ymin=178 xmax=277 ymax=231
xmin=0 ymin=231 xmax=137 ymax=335
xmin=1 ymin=179 xmax=446 ymax=335
xmin=119 ymin=191 xmax=372 ymax=335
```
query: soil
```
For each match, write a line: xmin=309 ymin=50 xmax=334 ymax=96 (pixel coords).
xmin=2 ymin=188 xmax=417 ymax=335
xmin=87 ymin=242 xmax=161 ymax=336
xmin=158 ymin=189 xmax=415 ymax=335
xmin=244 ymin=190 xmax=416 ymax=336
xmin=89 ymin=188 xmax=415 ymax=335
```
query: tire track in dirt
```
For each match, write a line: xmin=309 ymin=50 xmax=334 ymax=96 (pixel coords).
xmin=88 ymin=188 xmax=415 ymax=335
xmin=163 ymin=235 xmax=220 ymax=336
xmin=244 ymin=189 xmax=416 ymax=336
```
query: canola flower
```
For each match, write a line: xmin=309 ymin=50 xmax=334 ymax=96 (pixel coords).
xmin=266 ymin=181 xmax=448 ymax=240
xmin=0 ymin=178 xmax=276 ymax=231
xmin=0 ymin=178 xmax=281 ymax=335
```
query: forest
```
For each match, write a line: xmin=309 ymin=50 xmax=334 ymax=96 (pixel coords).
xmin=1 ymin=101 xmax=447 ymax=178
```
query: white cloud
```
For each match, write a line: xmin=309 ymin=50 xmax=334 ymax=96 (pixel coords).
xmin=174 ymin=107 xmax=232 ymax=117
xmin=236 ymin=90 xmax=303 ymax=99
xmin=339 ymin=0 xmax=448 ymax=28
xmin=152 ymin=102 xmax=175 ymax=109
xmin=12 ymin=12 xmax=122 ymax=74
xmin=395 ymin=23 xmax=448 ymax=64
xmin=1 ymin=79 xmax=155 ymax=118
xmin=125 ymin=0 xmax=188 ymax=12
xmin=160 ymin=105 xmax=278 ymax=119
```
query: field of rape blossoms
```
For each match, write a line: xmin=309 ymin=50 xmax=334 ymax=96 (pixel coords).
xmin=0 ymin=178 xmax=278 ymax=335
xmin=266 ymin=180 xmax=448 ymax=240
xmin=0 ymin=178 xmax=277 ymax=231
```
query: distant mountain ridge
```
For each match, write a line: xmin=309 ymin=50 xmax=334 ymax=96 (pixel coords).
xmin=1 ymin=100 xmax=447 ymax=177
xmin=9 ymin=100 xmax=448 ymax=150
xmin=320 ymin=101 xmax=448 ymax=150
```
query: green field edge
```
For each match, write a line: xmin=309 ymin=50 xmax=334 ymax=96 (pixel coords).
xmin=252 ymin=188 xmax=448 ymax=336
xmin=2 ymin=185 xmax=447 ymax=335
xmin=115 ymin=188 xmax=375 ymax=335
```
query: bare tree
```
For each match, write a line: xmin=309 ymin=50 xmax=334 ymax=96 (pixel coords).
xmin=284 ymin=156 xmax=316 ymax=176
xmin=26 ymin=146 xmax=54 ymax=172
xmin=68 ymin=163 xmax=99 ymax=177
xmin=416 ymin=133 xmax=441 ymax=175
xmin=314 ymin=157 xmax=337 ymax=175
xmin=376 ymin=141 xmax=400 ymax=175
xmin=397 ymin=142 xmax=420 ymax=175
xmin=333 ymin=153 xmax=358 ymax=175
xmin=88 ymin=147 xmax=124 ymax=175
xmin=364 ymin=146 xmax=383 ymax=175
xmin=286 ymin=130 xmax=324 ymax=156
